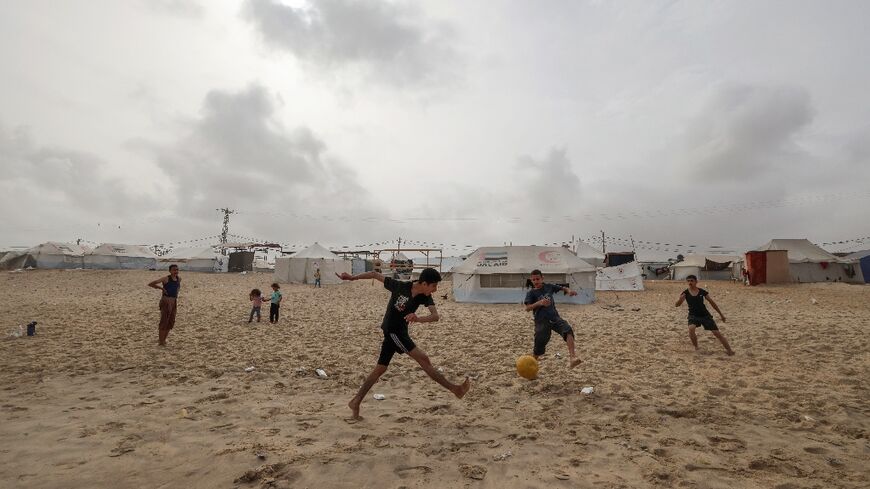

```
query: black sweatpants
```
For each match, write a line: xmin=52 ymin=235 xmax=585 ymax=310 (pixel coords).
xmin=269 ymin=303 xmax=280 ymax=322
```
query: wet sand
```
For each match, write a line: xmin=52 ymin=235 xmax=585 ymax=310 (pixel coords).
xmin=1 ymin=270 xmax=867 ymax=488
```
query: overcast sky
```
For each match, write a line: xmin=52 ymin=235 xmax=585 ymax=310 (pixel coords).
xmin=2 ymin=0 xmax=868 ymax=258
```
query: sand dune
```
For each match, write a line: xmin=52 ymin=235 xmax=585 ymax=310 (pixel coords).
xmin=1 ymin=270 xmax=867 ymax=488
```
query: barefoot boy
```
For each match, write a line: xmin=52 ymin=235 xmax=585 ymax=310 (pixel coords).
xmin=675 ymin=275 xmax=734 ymax=355
xmin=524 ymin=269 xmax=582 ymax=368
xmin=337 ymin=267 xmax=470 ymax=420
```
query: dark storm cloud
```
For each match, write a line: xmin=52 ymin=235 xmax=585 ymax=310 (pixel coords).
xmin=131 ymin=84 xmax=381 ymax=240
xmin=241 ymin=0 xmax=460 ymax=87
xmin=517 ymin=148 xmax=583 ymax=212
xmin=680 ymin=83 xmax=814 ymax=181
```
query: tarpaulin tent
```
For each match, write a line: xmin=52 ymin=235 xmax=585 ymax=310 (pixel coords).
xmin=22 ymin=242 xmax=86 ymax=269
xmin=671 ymin=254 xmax=741 ymax=281
xmin=452 ymin=246 xmax=595 ymax=304
xmin=596 ymin=261 xmax=644 ymax=291
xmin=843 ymin=250 xmax=870 ymax=283
xmin=84 ymin=243 xmax=158 ymax=270
xmin=754 ymin=239 xmax=862 ymax=283
xmin=273 ymin=243 xmax=351 ymax=285
xmin=575 ymin=241 xmax=605 ymax=268
xmin=159 ymin=247 xmax=227 ymax=273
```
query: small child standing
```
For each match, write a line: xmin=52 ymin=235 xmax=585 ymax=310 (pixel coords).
xmin=269 ymin=283 xmax=283 ymax=324
xmin=313 ymin=267 xmax=322 ymax=288
xmin=248 ymin=289 xmax=263 ymax=323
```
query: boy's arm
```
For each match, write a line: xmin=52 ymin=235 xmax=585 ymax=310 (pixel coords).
xmin=337 ymin=271 xmax=385 ymax=283
xmin=706 ymin=297 xmax=726 ymax=321
xmin=148 ymin=276 xmax=166 ymax=290
xmin=405 ymin=305 xmax=440 ymax=323
xmin=675 ymin=293 xmax=685 ymax=307
xmin=559 ymin=285 xmax=578 ymax=297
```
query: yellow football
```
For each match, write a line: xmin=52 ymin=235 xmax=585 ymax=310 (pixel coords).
xmin=516 ymin=354 xmax=539 ymax=380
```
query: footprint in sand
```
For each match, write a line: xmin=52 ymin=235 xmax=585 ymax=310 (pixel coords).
xmin=395 ymin=465 xmax=432 ymax=478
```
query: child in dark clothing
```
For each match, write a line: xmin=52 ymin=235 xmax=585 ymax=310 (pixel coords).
xmin=675 ymin=275 xmax=734 ymax=355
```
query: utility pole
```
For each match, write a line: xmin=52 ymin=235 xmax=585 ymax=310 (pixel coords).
xmin=216 ymin=208 xmax=235 ymax=251
xmin=601 ymin=230 xmax=606 ymax=254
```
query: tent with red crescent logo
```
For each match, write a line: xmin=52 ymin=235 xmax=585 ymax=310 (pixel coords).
xmin=451 ymin=246 xmax=595 ymax=304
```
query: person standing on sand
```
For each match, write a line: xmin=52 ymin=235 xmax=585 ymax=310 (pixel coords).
xmin=675 ymin=275 xmax=734 ymax=355
xmin=524 ymin=269 xmax=583 ymax=369
xmin=336 ymin=267 xmax=470 ymax=420
xmin=148 ymin=264 xmax=180 ymax=346
xmin=313 ymin=267 xmax=322 ymax=288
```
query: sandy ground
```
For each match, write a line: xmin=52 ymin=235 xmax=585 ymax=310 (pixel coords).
xmin=0 ymin=270 xmax=868 ymax=489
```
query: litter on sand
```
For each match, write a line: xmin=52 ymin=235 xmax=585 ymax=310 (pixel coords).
xmin=244 ymin=366 xmax=256 ymax=372
xmin=581 ymin=386 xmax=594 ymax=394
xmin=315 ymin=368 xmax=328 ymax=378
xmin=372 ymin=394 xmax=386 ymax=400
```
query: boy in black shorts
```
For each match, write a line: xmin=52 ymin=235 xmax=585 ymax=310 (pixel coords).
xmin=675 ymin=274 xmax=734 ymax=355
xmin=524 ymin=269 xmax=583 ymax=368
xmin=337 ymin=267 xmax=470 ymax=420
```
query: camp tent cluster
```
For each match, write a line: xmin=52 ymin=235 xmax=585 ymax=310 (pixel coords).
xmin=0 ymin=242 xmax=227 ymax=272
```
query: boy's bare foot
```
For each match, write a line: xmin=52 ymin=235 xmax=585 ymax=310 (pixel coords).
xmin=348 ymin=397 xmax=362 ymax=420
xmin=569 ymin=357 xmax=582 ymax=369
xmin=726 ymin=350 xmax=735 ymax=356
xmin=453 ymin=377 xmax=471 ymax=399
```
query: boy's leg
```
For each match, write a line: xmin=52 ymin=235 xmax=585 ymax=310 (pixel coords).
xmin=712 ymin=330 xmax=735 ymax=355
xmin=348 ymin=364 xmax=388 ymax=420
xmin=556 ymin=320 xmax=582 ymax=368
xmin=564 ymin=333 xmax=582 ymax=368
xmin=275 ymin=305 xmax=279 ymax=323
xmin=248 ymin=308 xmax=255 ymax=323
xmin=688 ymin=325 xmax=699 ymax=350
xmin=407 ymin=347 xmax=471 ymax=398
xmin=533 ymin=322 xmax=551 ymax=359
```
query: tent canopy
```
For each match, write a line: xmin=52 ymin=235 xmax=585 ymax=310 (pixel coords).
xmin=162 ymin=246 xmax=220 ymax=260
xmin=290 ymin=242 xmax=338 ymax=259
xmin=452 ymin=246 xmax=595 ymax=275
xmin=755 ymin=239 xmax=846 ymax=263
xmin=452 ymin=246 xmax=596 ymax=304
xmin=672 ymin=254 xmax=741 ymax=268
xmin=88 ymin=243 xmax=157 ymax=258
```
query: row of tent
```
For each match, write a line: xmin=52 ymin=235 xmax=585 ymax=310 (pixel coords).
xmin=669 ymin=239 xmax=867 ymax=285
xmin=0 ymin=242 xmax=227 ymax=273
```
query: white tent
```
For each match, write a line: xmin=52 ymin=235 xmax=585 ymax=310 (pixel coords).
xmin=671 ymin=254 xmax=741 ymax=281
xmin=755 ymin=239 xmax=861 ymax=283
xmin=84 ymin=243 xmax=158 ymax=270
xmin=596 ymin=261 xmax=645 ymax=290
xmin=575 ymin=241 xmax=605 ymax=268
xmin=25 ymin=242 xmax=86 ymax=269
xmin=273 ymin=243 xmax=351 ymax=285
xmin=159 ymin=247 xmax=227 ymax=273
xmin=452 ymin=246 xmax=596 ymax=304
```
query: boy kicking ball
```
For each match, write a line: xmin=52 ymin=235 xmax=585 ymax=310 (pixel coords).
xmin=336 ymin=267 xmax=470 ymax=420
xmin=524 ymin=269 xmax=583 ymax=368
xmin=675 ymin=275 xmax=734 ymax=355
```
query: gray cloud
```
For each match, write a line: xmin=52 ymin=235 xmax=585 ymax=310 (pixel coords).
xmin=0 ymin=122 xmax=161 ymax=245
xmin=680 ymin=83 xmax=814 ymax=181
xmin=517 ymin=148 xmax=583 ymax=213
xmin=141 ymin=0 xmax=204 ymax=19
xmin=130 ymin=84 xmax=383 ymax=242
xmin=241 ymin=0 xmax=460 ymax=87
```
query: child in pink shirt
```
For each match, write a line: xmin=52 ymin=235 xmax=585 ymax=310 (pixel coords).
xmin=248 ymin=289 xmax=263 ymax=323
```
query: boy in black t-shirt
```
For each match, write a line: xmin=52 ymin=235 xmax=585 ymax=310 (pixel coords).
xmin=336 ymin=267 xmax=470 ymax=420
xmin=524 ymin=269 xmax=583 ymax=368
xmin=675 ymin=275 xmax=734 ymax=355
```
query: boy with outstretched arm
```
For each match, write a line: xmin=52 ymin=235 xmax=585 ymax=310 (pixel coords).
xmin=675 ymin=275 xmax=734 ymax=355
xmin=336 ymin=268 xmax=470 ymax=420
xmin=524 ymin=269 xmax=583 ymax=368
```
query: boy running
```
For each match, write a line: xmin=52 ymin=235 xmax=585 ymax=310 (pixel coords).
xmin=337 ymin=268 xmax=470 ymax=420
xmin=675 ymin=275 xmax=734 ymax=355
xmin=524 ymin=269 xmax=583 ymax=368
